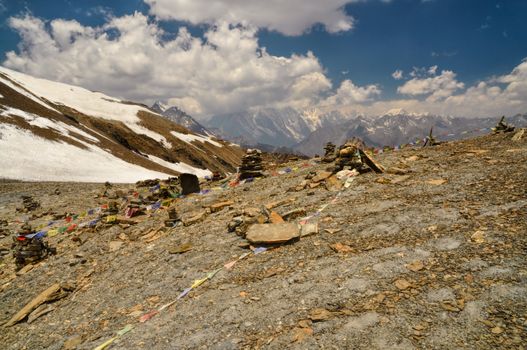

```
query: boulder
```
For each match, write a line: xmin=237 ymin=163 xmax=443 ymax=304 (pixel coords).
xmin=246 ymin=223 xmax=300 ymax=244
xmin=180 ymin=173 xmax=200 ymax=195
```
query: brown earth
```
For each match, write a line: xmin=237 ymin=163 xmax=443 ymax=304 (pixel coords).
xmin=0 ymin=132 xmax=526 ymax=349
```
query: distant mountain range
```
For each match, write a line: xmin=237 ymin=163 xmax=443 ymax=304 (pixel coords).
xmin=0 ymin=67 xmax=243 ymax=182
xmin=196 ymin=107 xmax=527 ymax=156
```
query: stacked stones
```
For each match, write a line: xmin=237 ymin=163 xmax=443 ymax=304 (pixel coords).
xmin=18 ymin=195 xmax=40 ymax=212
xmin=102 ymin=201 xmax=119 ymax=217
xmin=492 ymin=116 xmax=515 ymax=134
xmin=423 ymin=127 xmax=441 ymax=147
xmin=165 ymin=207 xmax=181 ymax=227
xmin=239 ymin=149 xmax=265 ymax=180
xmin=334 ymin=141 xmax=364 ymax=173
xmin=0 ymin=220 xmax=8 ymax=244
xmin=12 ymin=223 xmax=55 ymax=270
xmin=322 ymin=142 xmax=337 ymax=163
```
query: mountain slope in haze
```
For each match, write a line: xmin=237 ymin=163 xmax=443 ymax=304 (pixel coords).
xmin=206 ymin=106 xmax=527 ymax=156
xmin=206 ymin=108 xmax=318 ymax=147
xmin=0 ymin=67 xmax=243 ymax=182
xmin=294 ymin=110 xmax=527 ymax=156
xmin=151 ymin=101 xmax=211 ymax=136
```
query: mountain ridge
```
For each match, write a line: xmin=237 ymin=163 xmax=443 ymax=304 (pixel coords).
xmin=0 ymin=67 xmax=243 ymax=182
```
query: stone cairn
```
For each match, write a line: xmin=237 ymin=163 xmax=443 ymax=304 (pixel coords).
xmin=321 ymin=142 xmax=337 ymax=163
xmin=12 ymin=223 xmax=55 ymax=270
xmin=239 ymin=149 xmax=265 ymax=180
xmin=334 ymin=140 xmax=365 ymax=173
xmin=492 ymin=116 xmax=515 ymax=134
xmin=165 ymin=207 xmax=181 ymax=227
xmin=332 ymin=139 xmax=384 ymax=174
xmin=17 ymin=195 xmax=40 ymax=213
xmin=102 ymin=201 xmax=119 ymax=218
xmin=423 ymin=127 xmax=441 ymax=147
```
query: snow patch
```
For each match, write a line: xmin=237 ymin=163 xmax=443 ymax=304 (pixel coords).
xmin=0 ymin=67 xmax=171 ymax=148
xmin=0 ymin=124 xmax=171 ymax=182
xmin=0 ymin=73 xmax=59 ymax=113
xmin=146 ymin=154 xmax=212 ymax=178
xmin=170 ymin=130 xmax=223 ymax=147
xmin=1 ymin=106 xmax=98 ymax=142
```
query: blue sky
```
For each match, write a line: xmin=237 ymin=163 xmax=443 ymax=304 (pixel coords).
xmin=0 ymin=0 xmax=526 ymax=118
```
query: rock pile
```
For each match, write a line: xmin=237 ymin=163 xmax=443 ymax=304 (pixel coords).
xmin=321 ymin=142 xmax=336 ymax=163
xmin=17 ymin=195 xmax=40 ymax=212
xmin=423 ymin=127 xmax=441 ymax=147
xmin=12 ymin=224 xmax=55 ymax=270
xmin=239 ymin=149 xmax=265 ymax=180
xmin=165 ymin=207 xmax=181 ymax=227
xmin=492 ymin=116 xmax=515 ymax=134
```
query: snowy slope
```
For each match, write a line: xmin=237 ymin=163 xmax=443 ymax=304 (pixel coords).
xmin=0 ymin=67 xmax=243 ymax=182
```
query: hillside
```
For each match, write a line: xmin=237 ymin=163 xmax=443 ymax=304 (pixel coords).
xmin=0 ymin=131 xmax=525 ymax=349
xmin=0 ymin=67 xmax=243 ymax=182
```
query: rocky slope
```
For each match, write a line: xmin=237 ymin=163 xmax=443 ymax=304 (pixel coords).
xmin=150 ymin=102 xmax=211 ymax=136
xmin=0 ymin=131 xmax=525 ymax=349
xmin=0 ymin=67 xmax=243 ymax=182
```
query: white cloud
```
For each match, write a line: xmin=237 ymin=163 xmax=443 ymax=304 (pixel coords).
xmin=350 ymin=59 xmax=527 ymax=118
xmin=397 ymin=68 xmax=464 ymax=101
xmin=392 ymin=69 xmax=403 ymax=80
xmin=3 ymin=13 xmax=343 ymax=117
xmin=144 ymin=0 xmax=358 ymax=36
xmin=323 ymin=79 xmax=380 ymax=106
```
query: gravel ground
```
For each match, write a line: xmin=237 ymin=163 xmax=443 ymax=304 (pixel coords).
xmin=0 ymin=132 xmax=526 ymax=350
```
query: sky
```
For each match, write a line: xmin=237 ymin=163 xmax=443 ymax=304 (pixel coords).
xmin=0 ymin=0 xmax=526 ymax=119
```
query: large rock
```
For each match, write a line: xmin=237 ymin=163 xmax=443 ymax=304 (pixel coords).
xmin=180 ymin=173 xmax=200 ymax=195
xmin=246 ymin=223 xmax=300 ymax=244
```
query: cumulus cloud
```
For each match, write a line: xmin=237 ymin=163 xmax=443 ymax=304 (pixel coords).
xmin=356 ymin=59 xmax=527 ymax=117
xmin=397 ymin=68 xmax=464 ymax=101
xmin=322 ymin=79 xmax=380 ymax=106
xmin=144 ymin=0 xmax=358 ymax=36
xmin=3 ymin=13 xmax=345 ymax=117
xmin=392 ymin=69 xmax=403 ymax=80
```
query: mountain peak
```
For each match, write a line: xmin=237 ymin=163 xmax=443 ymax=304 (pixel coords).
xmin=151 ymin=100 xmax=168 ymax=113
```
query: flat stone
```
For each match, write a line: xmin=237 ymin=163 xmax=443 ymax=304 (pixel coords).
xmin=182 ymin=211 xmax=207 ymax=226
xmin=109 ymin=241 xmax=124 ymax=252
xmin=394 ymin=278 xmax=412 ymax=290
xmin=269 ymin=211 xmax=284 ymax=224
xmin=311 ymin=171 xmax=332 ymax=183
xmin=265 ymin=197 xmax=295 ymax=210
xmin=300 ymin=222 xmax=318 ymax=237
xmin=282 ymin=208 xmax=306 ymax=221
xmin=246 ymin=223 xmax=300 ymax=244
xmin=210 ymin=201 xmax=234 ymax=213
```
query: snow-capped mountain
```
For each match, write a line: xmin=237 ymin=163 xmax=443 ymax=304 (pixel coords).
xmin=151 ymin=101 xmax=211 ymax=136
xmin=206 ymin=107 xmax=315 ymax=147
xmin=0 ymin=67 xmax=243 ymax=182
xmin=294 ymin=111 xmax=527 ymax=156
xmin=205 ymin=107 xmax=353 ymax=147
xmin=205 ymin=104 xmax=526 ymax=156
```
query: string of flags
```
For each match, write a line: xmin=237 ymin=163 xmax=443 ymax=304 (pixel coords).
xmin=92 ymin=246 xmax=268 ymax=350
xmin=90 ymin=165 xmax=360 ymax=349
